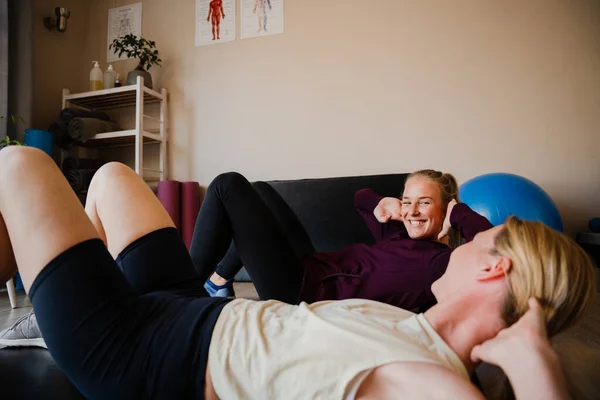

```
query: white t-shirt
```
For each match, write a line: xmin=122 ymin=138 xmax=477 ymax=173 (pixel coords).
xmin=209 ymin=298 xmax=468 ymax=400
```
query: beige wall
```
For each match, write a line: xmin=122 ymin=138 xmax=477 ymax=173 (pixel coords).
xmin=40 ymin=0 xmax=600 ymax=234
xmin=32 ymin=0 xmax=90 ymax=129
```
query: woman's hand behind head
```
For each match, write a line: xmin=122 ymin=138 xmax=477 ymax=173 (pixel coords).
xmin=471 ymin=298 xmax=549 ymax=367
xmin=374 ymin=197 xmax=403 ymax=223
xmin=438 ymin=199 xmax=458 ymax=241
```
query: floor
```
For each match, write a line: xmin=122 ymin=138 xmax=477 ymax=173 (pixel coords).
xmin=1 ymin=285 xmax=599 ymax=399
xmin=0 ymin=290 xmax=32 ymax=331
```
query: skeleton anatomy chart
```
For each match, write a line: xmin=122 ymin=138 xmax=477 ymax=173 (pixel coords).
xmin=107 ymin=3 xmax=143 ymax=62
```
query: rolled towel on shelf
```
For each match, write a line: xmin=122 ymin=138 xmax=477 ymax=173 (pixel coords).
xmin=62 ymin=156 xmax=104 ymax=171
xmin=50 ymin=108 xmax=113 ymax=149
xmin=68 ymin=118 xmax=120 ymax=142
xmin=60 ymin=108 xmax=110 ymax=123
xmin=65 ymin=169 xmax=98 ymax=194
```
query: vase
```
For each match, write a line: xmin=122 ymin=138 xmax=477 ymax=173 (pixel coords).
xmin=126 ymin=64 xmax=153 ymax=89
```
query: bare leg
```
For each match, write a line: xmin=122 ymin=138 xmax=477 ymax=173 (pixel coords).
xmin=0 ymin=147 xmax=98 ymax=292
xmin=84 ymin=162 xmax=175 ymax=259
xmin=0 ymin=149 xmax=203 ymax=399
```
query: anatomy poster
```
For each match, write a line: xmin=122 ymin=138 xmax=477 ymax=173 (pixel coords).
xmin=107 ymin=3 xmax=143 ymax=62
xmin=241 ymin=0 xmax=284 ymax=39
xmin=196 ymin=0 xmax=236 ymax=46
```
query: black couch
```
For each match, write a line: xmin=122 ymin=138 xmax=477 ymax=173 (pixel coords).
xmin=0 ymin=173 xmax=412 ymax=399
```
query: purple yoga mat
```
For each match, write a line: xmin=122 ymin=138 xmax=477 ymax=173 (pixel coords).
xmin=181 ymin=182 xmax=201 ymax=250
xmin=157 ymin=180 xmax=181 ymax=231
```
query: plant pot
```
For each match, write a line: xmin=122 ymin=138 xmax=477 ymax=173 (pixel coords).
xmin=127 ymin=64 xmax=153 ymax=89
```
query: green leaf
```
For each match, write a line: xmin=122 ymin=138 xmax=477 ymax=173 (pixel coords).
xmin=110 ymin=35 xmax=161 ymax=67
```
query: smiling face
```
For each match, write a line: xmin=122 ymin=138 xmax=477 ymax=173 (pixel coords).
xmin=401 ymin=176 xmax=446 ymax=241
xmin=431 ymin=225 xmax=505 ymax=301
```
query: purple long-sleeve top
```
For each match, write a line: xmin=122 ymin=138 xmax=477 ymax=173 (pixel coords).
xmin=297 ymin=189 xmax=493 ymax=312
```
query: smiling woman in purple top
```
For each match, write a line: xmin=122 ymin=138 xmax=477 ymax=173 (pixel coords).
xmin=191 ymin=169 xmax=493 ymax=312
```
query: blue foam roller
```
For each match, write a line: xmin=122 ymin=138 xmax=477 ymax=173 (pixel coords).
xmin=24 ymin=129 xmax=53 ymax=156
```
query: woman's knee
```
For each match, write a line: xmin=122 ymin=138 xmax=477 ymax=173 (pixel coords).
xmin=89 ymin=162 xmax=135 ymax=190
xmin=94 ymin=162 xmax=135 ymax=181
xmin=210 ymin=172 xmax=252 ymax=195
xmin=0 ymin=147 xmax=53 ymax=189
xmin=0 ymin=145 xmax=47 ymax=167
xmin=86 ymin=162 xmax=135 ymax=209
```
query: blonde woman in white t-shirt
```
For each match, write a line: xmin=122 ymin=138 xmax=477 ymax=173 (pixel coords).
xmin=0 ymin=147 xmax=595 ymax=399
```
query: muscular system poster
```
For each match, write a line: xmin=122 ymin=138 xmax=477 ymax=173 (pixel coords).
xmin=196 ymin=0 xmax=236 ymax=46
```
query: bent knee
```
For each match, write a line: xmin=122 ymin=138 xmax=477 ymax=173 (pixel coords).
xmin=90 ymin=162 xmax=135 ymax=187
xmin=87 ymin=163 xmax=142 ymax=205
xmin=0 ymin=146 xmax=52 ymax=179
xmin=212 ymin=171 xmax=249 ymax=188
xmin=95 ymin=162 xmax=134 ymax=178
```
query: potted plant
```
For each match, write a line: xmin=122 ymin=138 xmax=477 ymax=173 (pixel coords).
xmin=0 ymin=115 xmax=25 ymax=150
xmin=109 ymin=34 xmax=162 ymax=89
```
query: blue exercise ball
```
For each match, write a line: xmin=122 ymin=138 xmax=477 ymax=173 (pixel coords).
xmin=459 ymin=173 xmax=563 ymax=232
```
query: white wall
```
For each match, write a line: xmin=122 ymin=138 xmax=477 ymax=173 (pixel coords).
xmin=55 ymin=0 xmax=600 ymax=234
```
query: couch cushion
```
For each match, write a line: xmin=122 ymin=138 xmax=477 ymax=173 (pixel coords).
xmin=264 ymin=173 xmax=409 ymax=253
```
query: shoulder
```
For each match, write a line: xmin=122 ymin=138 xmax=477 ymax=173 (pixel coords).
xmin=356 ymin=362 xmax=484 ymax=400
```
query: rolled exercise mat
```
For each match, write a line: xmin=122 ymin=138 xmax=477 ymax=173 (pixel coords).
xmin=157 ymin=180 xmax=182 ymax=231
xmin=62 ymin=156 xmax=104 ymax=170
xmin=181 ymin=182 xmax=201 ymax=250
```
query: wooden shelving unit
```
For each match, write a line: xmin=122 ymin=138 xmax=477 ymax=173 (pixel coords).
xmin=62 ymin=76 xmax=168 ymax=180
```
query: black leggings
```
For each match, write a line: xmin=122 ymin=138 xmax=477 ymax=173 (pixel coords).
xmin=190 ymin=172 xmax=313 ymax=304
xmin=30 ymin=228 xmax=229 ymax=400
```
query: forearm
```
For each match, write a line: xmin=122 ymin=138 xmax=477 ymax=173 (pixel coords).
xmin=450 ymin=203 xmax=493 ymax=241
xmin=354 ymin=189 xmax=405 ymax=240
xmin=354 ymin=188 xmax=383 ymax=213
xmin=503 ymin=345 xmax=571 ymax=400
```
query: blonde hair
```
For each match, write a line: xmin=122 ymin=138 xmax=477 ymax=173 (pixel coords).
xmin=494 ymin=217 xmax=596 ymax=337
xmin=406 ymin=169 xmax=461 ymax=247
